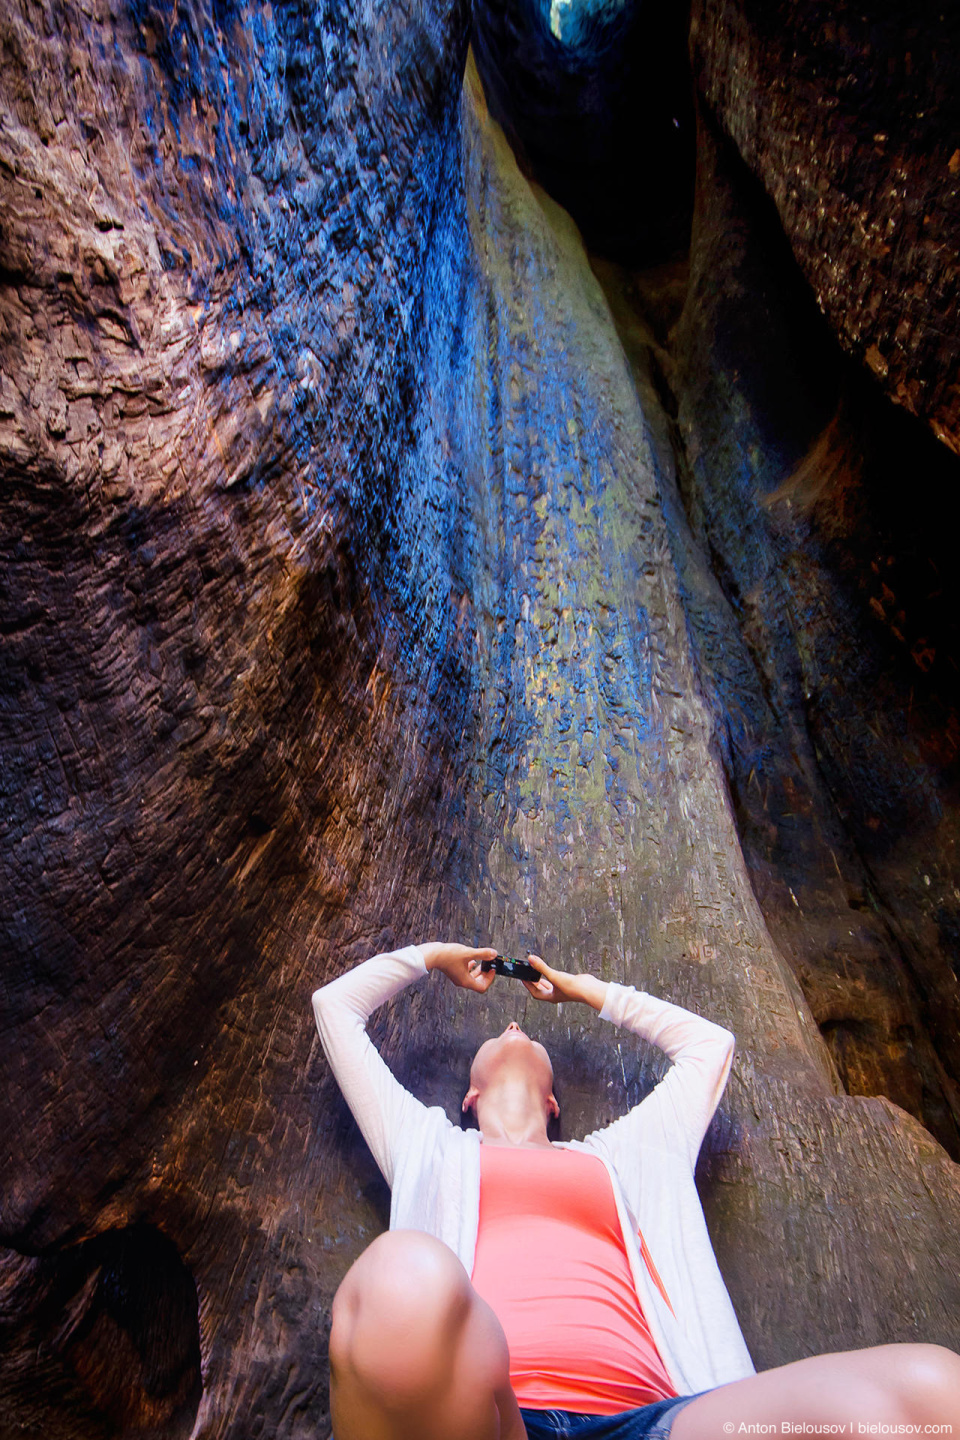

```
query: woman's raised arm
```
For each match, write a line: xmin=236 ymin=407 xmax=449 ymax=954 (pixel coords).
xmin=520 ymin=952 xmax=735 ymax=1168
xmin=311 ymin=942 xmax=496 ymax=1185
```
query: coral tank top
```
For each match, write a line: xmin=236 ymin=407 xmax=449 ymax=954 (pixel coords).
xmin=470 ymin=1142 xmax=678 ymax=1415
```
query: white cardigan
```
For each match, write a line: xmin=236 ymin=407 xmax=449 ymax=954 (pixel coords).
xmin=312 ymin=946 xmax=756 ymax=1397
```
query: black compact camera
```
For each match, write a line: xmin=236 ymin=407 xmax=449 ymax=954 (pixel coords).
xmin=480 ymin=955 xmax=542 ymax=982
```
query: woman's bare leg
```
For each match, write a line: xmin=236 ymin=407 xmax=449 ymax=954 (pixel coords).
xmin=328 ymin=1229 xmax=527 ymax=1440
xmin=672 ymin=1342 xmax=960 ymax=1439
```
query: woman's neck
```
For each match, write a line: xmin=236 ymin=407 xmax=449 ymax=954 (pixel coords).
xmin=475 ymin=1081 xmax=552 ymax=1148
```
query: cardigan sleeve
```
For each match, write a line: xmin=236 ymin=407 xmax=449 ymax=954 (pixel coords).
xmin=582 ymin=982 xmax=735 ymax=1171
xmin=311 ymin=945 xmax=438 ymax=1189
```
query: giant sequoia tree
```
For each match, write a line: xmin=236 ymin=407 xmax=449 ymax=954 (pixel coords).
xmin=2 ymin=0 xmax=959 ymax=1435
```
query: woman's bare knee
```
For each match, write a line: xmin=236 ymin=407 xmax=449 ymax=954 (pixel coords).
xmin=329 ymin=1230 xmax=515 ymax=1440
xmin=883 ymin=1343 xmax=960 ymax=1423
xmin=330 ymin=1231 xmax=474 ymax=1408
xmin=831 ymin=1343 xmax=960 ymax=1424
xmin=672 ymin=1341 xmax=960 ymax=1440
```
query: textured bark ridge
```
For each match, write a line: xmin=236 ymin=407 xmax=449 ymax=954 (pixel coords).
xmin=689 ymin=0 xmax=960 ymax=457
xmin=2 ymin=0 xmax=960 ymax=1436
xmin=450 ymin=57 xmax=960 ymax=1371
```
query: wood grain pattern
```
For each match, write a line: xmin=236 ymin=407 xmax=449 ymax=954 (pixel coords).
xmin=2 ymin=3 xmax=959 ymax=1436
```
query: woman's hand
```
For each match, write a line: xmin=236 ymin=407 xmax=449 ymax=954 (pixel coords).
xmin=521 ymin=953 xmax=608 ymax=1012
xmin=422 ymin=943 xmax=498 ymax=993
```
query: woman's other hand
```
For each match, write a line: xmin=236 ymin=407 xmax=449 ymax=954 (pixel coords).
xmin=422 ymin=943 xmax=498 ymax=993
xmin=521 ymin=954 xmax=607 ymax=1012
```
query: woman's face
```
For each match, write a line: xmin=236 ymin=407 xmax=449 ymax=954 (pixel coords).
xmin=464 ymin=1021 xmax=557 ymax=1117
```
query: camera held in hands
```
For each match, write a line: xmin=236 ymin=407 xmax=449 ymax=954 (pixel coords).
xmin=480 ymin=955 xmax=542 ymax=982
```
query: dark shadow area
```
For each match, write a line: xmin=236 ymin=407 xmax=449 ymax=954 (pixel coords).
xmin=589 ymin=104 xmax=960 ymax=1159
xmin=471 ymin=0 xmax=695 ymax=263
xmin=0 ymin=1224 xmax=202 ymax=1439
xmin=667 ymin=110 xmax=960 ymax=1155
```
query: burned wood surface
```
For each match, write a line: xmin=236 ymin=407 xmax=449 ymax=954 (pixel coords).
xmin=690 ymin=0 xmax=960 ymax=456
xmin=2 ymin=1 xmax=959 ymax=1436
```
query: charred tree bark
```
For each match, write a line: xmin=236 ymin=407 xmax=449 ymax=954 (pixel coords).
xmin=689 ymin=0 xmax=960 ymax=456
xmin=2 ymin=1 xmax=959 ymax=1437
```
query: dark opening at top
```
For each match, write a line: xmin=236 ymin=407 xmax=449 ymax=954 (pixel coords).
xmin=470 ymin=0 xmax=696 ymax=265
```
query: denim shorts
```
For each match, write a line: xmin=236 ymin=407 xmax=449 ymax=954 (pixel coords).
xmin=520 ymin=1392 xmax=706 ymax=1440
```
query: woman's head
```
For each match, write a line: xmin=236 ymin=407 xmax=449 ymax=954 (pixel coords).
xmin=462 ymin=1021 xmax=560 ymax=1140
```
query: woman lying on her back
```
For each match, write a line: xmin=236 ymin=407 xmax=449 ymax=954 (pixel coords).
xmin=312 ymin=941 xmax=960 ymax=1440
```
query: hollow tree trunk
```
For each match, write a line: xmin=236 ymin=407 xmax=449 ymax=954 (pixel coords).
xmin=2 ymin=2 xmax=959 ymax=1437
